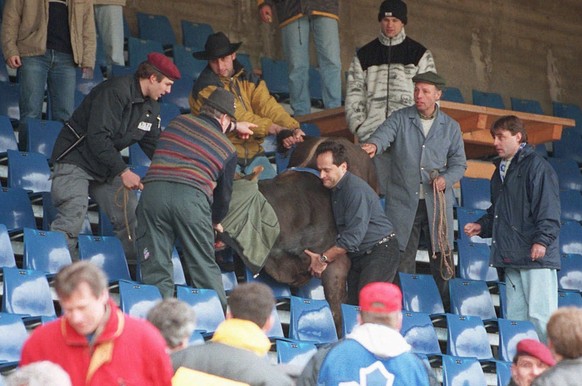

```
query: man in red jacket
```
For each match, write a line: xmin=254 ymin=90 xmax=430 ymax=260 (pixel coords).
xmin=19 ymin=261 xmax=173 ymax=386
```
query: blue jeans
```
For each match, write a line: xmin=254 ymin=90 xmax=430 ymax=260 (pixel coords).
xmin=94 ymin=5 xmax=125 ymax=68
xmin=236 ymin=155 xmax=276 ymax=180
xmin=281 ymin=16 xmax=342 ymax=116
xmin=19 ymin=50 xmax=76 ymax=122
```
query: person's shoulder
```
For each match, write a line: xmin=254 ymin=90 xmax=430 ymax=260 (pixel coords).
xmin=403 ymin=35 xmax=429 ymax=51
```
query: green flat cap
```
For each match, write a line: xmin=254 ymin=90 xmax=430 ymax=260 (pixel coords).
xmin=412 ymin=71 xmax=446 ymax=89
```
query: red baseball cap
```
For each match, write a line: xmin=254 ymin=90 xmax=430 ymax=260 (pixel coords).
xmin=359 ymin=282 xmax=402 ymax=313
xmin=147 ymin=52 xmax=181 ymax=81
xmin=515 ymin=339 xmax=556 ymax=366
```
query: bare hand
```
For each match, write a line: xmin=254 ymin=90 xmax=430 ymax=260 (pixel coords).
xmin=282 ymin=128 xmax=305 ymax=149
xmin=259 ymin=5 xmax=273 ymax=23
xmin=463 ymin=222 xmax=482 ymax=237
xmin=531 ymin=243 xmax=546 ymax=260
xmin=120 ymin=169 xmax=143 ymax=190
xmin=432 ymin=175 xmax=446 ymax=192
xmin=81 ymin=67 xmax=94 ymax=80
xmin=361 ymin=143 xmax=377 ymax=157
xmin=304 ymin=249 xmax=327 ymax=278
xmin=213 ymin=223 xmax=224 ymax=233
xmin=7 ymin=55 xmax=21 ymax=69
xmin=235 ymin=121 xmax=257 ymax=140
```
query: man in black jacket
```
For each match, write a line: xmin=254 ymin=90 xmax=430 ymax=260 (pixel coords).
xmin=464 ymin=115 xmax=561 ymax=342
xmin=50 ymin=52 xmax=180 ymax=263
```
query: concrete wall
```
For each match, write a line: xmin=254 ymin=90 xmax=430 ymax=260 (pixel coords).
xmin=125 ymin=0 xmax=582 ymax=113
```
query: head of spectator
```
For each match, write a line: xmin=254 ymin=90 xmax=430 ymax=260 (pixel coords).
xmin=6 ymin=361 xmax=72 ymax=386
xmin=226 ymin=282 xmax=275 ymax=332
xmin=147 ymin=298 xmax=196 ymax=354
xmin=135 ymin=52 xmax=181 ymax=101
xmin=358 ymin=282 xmax=403 ymax=330
xmin=200 ymin=88 xmax=237 ymax=134
xmin=54 ymin=261 xmax=110 ymax=337
xmin=315 ymin=140 xmax=350 ymax=189
xmin=490 ymin=115 xmax=528 ymax=160
xmin=378 ymin=0 xmax=407 ymax=38
xmin=412 ymin=71 xmax=444 ymax=119
xmin=510 ymin=339 xmax=555 ymax=386
xmin=546 ymin=307 xmax=582 ymax=362
xmin=194 ymin=32 xmax=242 ymax=78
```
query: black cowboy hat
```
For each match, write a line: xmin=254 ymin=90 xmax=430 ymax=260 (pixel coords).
xmin=193 ymin=32 xmax=242 ymax=60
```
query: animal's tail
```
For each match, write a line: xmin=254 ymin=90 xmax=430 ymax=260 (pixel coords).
xmin=298 ymin=137 xmax=327 ymax=168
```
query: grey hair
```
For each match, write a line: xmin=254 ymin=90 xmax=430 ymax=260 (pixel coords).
xmin=146 ymin=298 xmax=196 ymax=349
xmin=6 ymin=361 xmax=72 ymax=386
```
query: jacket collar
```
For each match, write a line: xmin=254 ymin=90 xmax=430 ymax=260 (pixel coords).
xmin=379 ymin=28 xmax=406 ymax=46
xmin=211 ymin=318 xmax=271 ymax=357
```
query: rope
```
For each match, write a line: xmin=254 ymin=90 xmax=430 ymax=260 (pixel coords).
xmin=431 ymin=176 xmax=455 ymax=281
xmin=114 ymin=185 xmax=134 ymax=241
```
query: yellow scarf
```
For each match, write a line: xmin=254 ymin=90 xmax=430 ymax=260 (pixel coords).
xmin=210 ymin=319 xmax=271 ymax=357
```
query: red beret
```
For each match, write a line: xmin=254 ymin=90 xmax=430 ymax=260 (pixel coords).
xmin=147 ymin=52 xmax=181 ymax=80
xmin=516 ymin=339 xmax=556 ymax=366
xmin=359 ymin=282 xmax=402 ymax=313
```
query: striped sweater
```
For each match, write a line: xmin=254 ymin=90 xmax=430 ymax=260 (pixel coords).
xmin=144 ymin=114 xmax=237 ymax=223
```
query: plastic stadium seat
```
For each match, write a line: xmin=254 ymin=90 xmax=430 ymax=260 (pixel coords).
xmin=7 ymin=150 xmax=51 ymax=194
xmin=111 ymin=64 xmax=136 ymax=78
xmin=2 ymin=267 xmax=57 ymax=318
xmin=260 ymin=57 xmax=289 ymax=100
xmin=472 ymin=89 xmax=505 ymax=109
xmin=23 ymin=228 xmax=72 ymax=275
xmin=24 ymin=118 xmax=62 ymax=159
xmin=341 ymin=303 xmax=360 ymax=337
xmin=456 ymin=239 xmax=498 ymax=282
xmin=445 ymin=314 xmax=494 ymax=361
xmin=221 ymin=270 xmax=238 ymax=294
xmin=161 ymin=74 xmax=193 ymax=113
xmin=558 ymin=254 xmax=582 ymax=292
xmin=399 ymin=273 xmax=445 ymax=315
xmin=172 ymin=45 xmax=207 ymax=80
xmin=181 ymin=20 xmax=214 ymax=50
xmin=455 ymin=206 xmax=490 ymax=244
xmin=0 ymin=82 xmax=20 ymax=123
xmin=128 ymin=143 xmax=151 ymax=167
xmin=460 ymin=177 xmax=491 ymax=210
xmin=78 ymin=235 xmax=132 ymax=283
xmin=497 ymin=318 xmax=539 ymax=362
xmin=127 ymin=37 xmax=164 ymax=68
xmin=441 ymin=355 xmax=487 ymax=386
xmin=236 ymin=53 xmax=253 ymax=75
xmin=559 ymin=220 xmax=582 ymax=255
xmin=295 ymin=277 xmax=326 ymax=300
xmin=276 ymin=340 xmax=317 ymax=367
xmin=0 ymin=114 xmax=18 ymax=154
xmin=136 ymin=12 xmax=176 ymax=48
xmin=558 ymin=290 xmax=582 ymax=308
xmin=265 ymin=306 xmax=285 ymax=340
xmin=159 ymin=101 xmax=182 ymax=130
xmin=497 ymin=282 xmax=507 ymax=319
xmin=0 ymin=313 xmax=29 ymax=370
xmin=118 ymin=280 xmax=162 ymax=319
xmin=0 ymin=187 xmax=36 ymax=233
xmin=243 ymin=267 xmax=292 ymax=300
xmin=289 ymin=296 xmax=338 ymax=344
xmin=41 ymin=191 xmax=92 ymax=234
xmin=560 ymin=190 xmax=582 ymax=222
xmin=547 ymin=157 xmax=582 ymax=191
xmin=449 ymin=278 xmax=497 ymax=321
xmin=0 ymin=224 xmax=16 ymax=268
xmin=441 ymin=87 xmax=465 ymax=103
xmin=176 ymin=286 xmax=225 ymax=336
xmin=552 ymin=128 xmax=582 ymax=165
xmin=75 ymin=66 xmax=105 ymax=96
xmin=400 ymin=311 xmax=441 ymax=356
xmin=510 ymin=97 xmax=544 ymax=114
xmin=496 ymin=361 xmax=512 ymax=386
xmin=553 ymin=101 xmax=582 ymax=131
xmin=534 ymin=143 xmax=549 ymax=158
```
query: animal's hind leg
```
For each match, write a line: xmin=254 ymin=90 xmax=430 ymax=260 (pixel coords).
xmin=322 ymin=255 xmax=350 ymax=337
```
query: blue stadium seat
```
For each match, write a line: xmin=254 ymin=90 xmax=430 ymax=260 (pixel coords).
xmin=75 ymin=66 xmax=105 ymax=96
xmin=400 ymin=311 xmax=441 ymax=356
xmin=136 ymin=12 xmax=176 ymax=48
xmin=553 ymin=128 xmax=582 ymax=165
xmin=243 ymin=267 xmax=292 ymax=300
xmin=0 ymin=313 xmax=29 ymax=370
xmin=441 ymin=355 xmax=487 ymax=386
xmin=0 ymin=187 xmax=36 ymax=233
xmin=560 ymin=190 xmax=582 ymax=222
xmin=552 ymin=101 xmax=582 ymax=132
xmin=548 ymin=157 xmax=582 ymax=191
xmin=445 ymin=314 xmax=494 ymax=361
xmin=558 ymin=254 xmax=582 ymax=292
xmin=221 ymin=270 xmax=238 ymax=294
xmin=24 ymin=118 xmax=62 ymax=159
xmin=534 ymin=143 xmax=549 ymax=158
xmin=127 ymin=37 xmax=164 ymax=68
xmin=128 ymin=142 xmax=151 ymax=167
xmin=472 ymin=89 xmax=505 ymax=109
xmin=2 ymin=267 xmax=57 ymax=318
xmin=295 ymin=277 xmax=326 ymax=300
xmin=118 ymin=280 xmax=162 ymax=319
xmin=497 ymin=318 xmax=539 ymax=362
xmin=456 ymin=239 xmax=498 ymax=282
xmin=455 ymin=206 xmax=490 ymax=244
xmin=510 ymin=97 xmax=544 ymax=114
xmin=161 ymin=74 xmax=193 ymax=113
xmin=111 ymin=64 xmax=136 ymax=78
xmin=449 ymin=278 xmax=497 ymax=321
xmin=176 ymin=286 xmax=225 ymax=336
xmin=275 ymin=148 xmax=293 ymax=174
xmin=399 ymin=273 xmax=445 ymax=315
xmin=78 ymin=235 xmax=132 ymax=283
xmin=459 ymin=177 xmax=491 ymax=210
xmin=0 ymin=114 xmax=18 ymax=154
xmin=0 ymin=224 xmax=16 ymax=268
xmin=181 ymin=20 xmax=214 ymax=50
xmin=497 ymin=282 xmax=507 ymax=319
xmin=260 ymin=57 xmax=289 ymax=100
xmin=340 ymin=303 xmax=360 ymax=337
xmin=289 ymin=295 xmax=338 ymax=344
xmin=265 ymin=306 xmax=285 ymax=340
xmin=159 ymin=102 xmax=182 ymax=130
xmin=7 ymin=150 xmax=51 ymax=194
xmin=0 ymin=82 xmax=20 ymax=123
xmin=172 ymin=45 xmax=207 ymax=80
xmin=559 ymin=220 xmax=582 ymax=255
xmin=558 ymin=290 xmax=582 ymax=308
xmin=23 ymin=228 xmax=72 ymax=275
xmin=276 ymin=340 xmax=318 ymax=367
xmin=496 ymin=361 xmax=512 ymax=386
xmin=236 ymin=53 xmax=253 ymax=75
xmin=441 ymin=87 xmax=465 ymax=103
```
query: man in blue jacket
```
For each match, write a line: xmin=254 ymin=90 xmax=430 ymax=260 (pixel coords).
xmin=464 ymin=115 xmax=561 ymax=342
